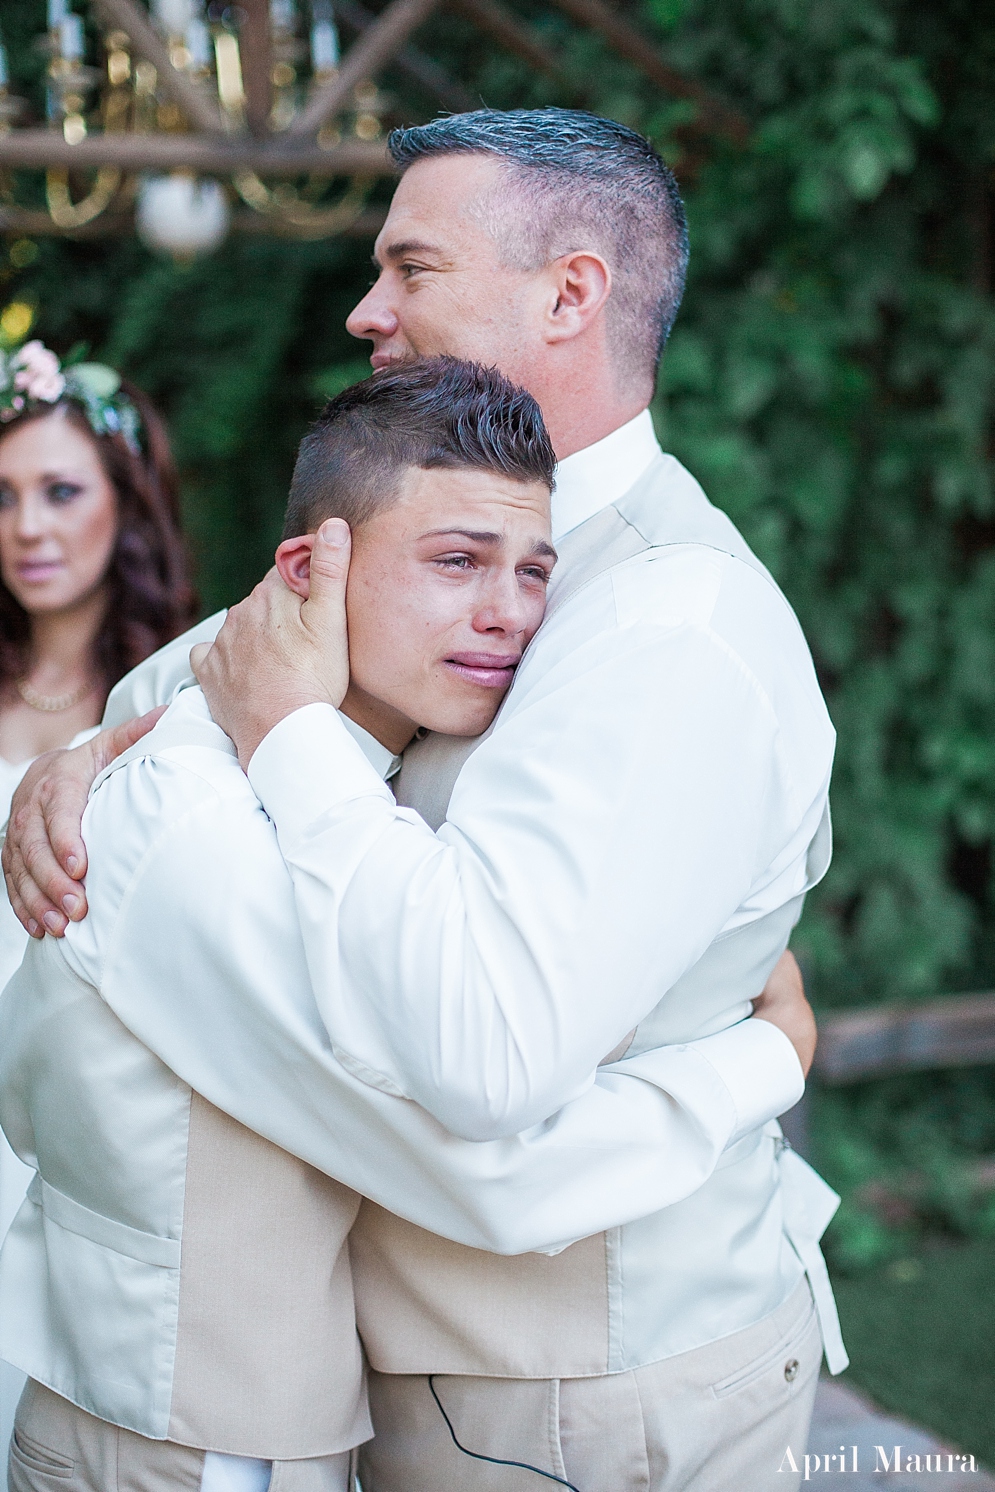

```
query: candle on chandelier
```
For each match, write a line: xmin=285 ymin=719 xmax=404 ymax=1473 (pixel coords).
xmin=311 ymin=0 xmax=339 ymax=73
xmin=186 ymin=16 xmax=212 ymax=71
xmin=153 ymin=0 xmax=194 ymax=35
xmin=59 ymin=13 xmax=85 ymax=62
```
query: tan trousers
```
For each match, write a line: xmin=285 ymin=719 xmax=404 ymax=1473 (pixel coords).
xmin=8 ymin=1381 xmax=354 ymax=1492
xmin=358 ymin=1280 xmax=821 ymax=1492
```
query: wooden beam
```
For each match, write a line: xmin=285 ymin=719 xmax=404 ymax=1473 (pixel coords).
xmin=287 ymin=0 xmax=446 ymax=140
xmin=335 ymin=0 xmax=477 ymax=113
xmin=0 ymin=205 xmax=387 ymax=239
xmin=546 ymin=0 xmax=749 ymax=143
xmin=233 ymin=206 xmax=387 ymax=237
xmin=91 ymin=0 xmax=225 ymax=135
xmin=447 ymin=0 xmax=574 ymax=89
xmin=814 ymin=992 xmax=995 ymax=1084
xmin=239 ymin=0 xmax=273 ymax=136
xmin=0 ymin=129 xmax=394 ymax=177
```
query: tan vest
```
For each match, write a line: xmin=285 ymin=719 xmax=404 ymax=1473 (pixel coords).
xmin=0 ymin=740 xmax=371 ymax=1454
xmin=349 ymin=453 xmax=829 ymax=1378
xmin=168 ymin=1095 xmax=366 ymax=1454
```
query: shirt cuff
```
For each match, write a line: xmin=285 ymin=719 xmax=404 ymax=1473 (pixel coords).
xmin=691 ymin=1017 xmax=805 ymax=1143
xmin=247 ymin=703 xmax=392 ymax=848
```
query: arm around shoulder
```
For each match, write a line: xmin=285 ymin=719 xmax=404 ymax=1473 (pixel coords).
xmin=101 ymin=612 xmax=227 ymax=729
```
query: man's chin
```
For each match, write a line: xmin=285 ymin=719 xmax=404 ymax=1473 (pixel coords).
xmin=418 ymin=700 xmax=503 ymax=741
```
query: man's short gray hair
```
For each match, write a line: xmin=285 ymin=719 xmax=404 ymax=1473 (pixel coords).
xmin=388 ymin=108 xmax=689 ymax=390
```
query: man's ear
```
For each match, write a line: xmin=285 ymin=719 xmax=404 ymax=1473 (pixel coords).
xmin=544 ymin=250 xmax=612 ymax=345
xmin=274 ymin=534 xmax=315 ymax=598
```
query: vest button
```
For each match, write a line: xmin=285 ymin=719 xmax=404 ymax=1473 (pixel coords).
xmin=784 ymin=1359 xmax=799 ymax=1382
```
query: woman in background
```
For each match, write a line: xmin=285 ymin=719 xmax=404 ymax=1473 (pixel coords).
xmin=0 ymin=338 xmax=197 ymax=1450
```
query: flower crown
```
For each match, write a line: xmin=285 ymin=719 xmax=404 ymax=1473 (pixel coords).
xmin=0 ymin=340 xmax=142 ymax=455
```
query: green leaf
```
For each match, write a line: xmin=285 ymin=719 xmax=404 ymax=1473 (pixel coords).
xmin=68 ymin=363 xmax=121 ymax=399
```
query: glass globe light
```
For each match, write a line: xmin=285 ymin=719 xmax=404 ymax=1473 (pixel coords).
xmin=136 ymin=172 xmax=231 ymax=259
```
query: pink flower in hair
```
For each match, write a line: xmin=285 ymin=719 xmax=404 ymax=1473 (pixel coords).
xmin=11 ymin=341 xmax=66 ymax=404
xmin=29 ymin=373 xmax=66 ymax=401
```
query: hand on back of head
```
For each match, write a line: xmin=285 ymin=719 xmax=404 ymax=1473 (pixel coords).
xmin=191 ymin=519 xmax=352 ymax=771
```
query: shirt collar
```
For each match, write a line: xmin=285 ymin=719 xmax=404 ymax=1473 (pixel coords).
xmin=550 ymin=408 xmax=662 ymax=543
xmin=337 ymin=712 xmax=402 ymax=781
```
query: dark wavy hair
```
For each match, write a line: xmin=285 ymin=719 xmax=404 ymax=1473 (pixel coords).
xmin=0 ymin=383 xmax=198 ymax=697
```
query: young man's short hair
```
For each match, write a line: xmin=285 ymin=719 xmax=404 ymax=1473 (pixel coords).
xmin=283 ymin=356 xmax=556 ymax=540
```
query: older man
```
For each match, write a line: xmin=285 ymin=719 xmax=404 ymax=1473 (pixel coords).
xmin=6 ymin=111 xmax=841 ymax=1491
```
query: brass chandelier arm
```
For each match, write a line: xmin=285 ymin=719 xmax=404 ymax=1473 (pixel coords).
xmin=91 ymin=0 xmax=226 ymax=135
xmin=46 ymin=165 xmax=123 ymax=227
xmin=286 ymin=0 xmax=447 ymax=139
xmin=238 ymin=0 xmax=274 ymax=137
xmin=0 ymin=130 xmax=393 ymax=177
xmin=41 ymin=62 xmax=132 ymax=234
xmin=234 ymin=171 xmax=374 ymax=238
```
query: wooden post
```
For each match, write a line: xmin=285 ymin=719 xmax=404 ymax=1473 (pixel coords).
xmin=239 ymin=0 xmax=273 ymax=137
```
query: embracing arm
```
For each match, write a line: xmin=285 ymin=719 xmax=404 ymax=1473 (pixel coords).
xmin=245 ymin=629 xmax=820 ymax=1141
xmin=68 ymin=748 xmax=807 ymax=1255
xmin=194 ymin=541 xmax=832 ymax=1142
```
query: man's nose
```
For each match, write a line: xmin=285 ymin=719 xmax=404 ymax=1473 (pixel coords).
xmin=346 ymin=278 xmax=399 ymax=341
xmin=472 ymin=571 xmax=531 ymax=637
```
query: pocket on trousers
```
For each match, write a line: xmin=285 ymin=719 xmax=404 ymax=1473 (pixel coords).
xmin=709 ymin=1295 xmax=817 ymax=1400
xmin=10 ymin=1426 xmax=75 ymax=1480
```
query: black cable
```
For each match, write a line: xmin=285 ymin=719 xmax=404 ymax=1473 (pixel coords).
xmin=427 ymin=1374 xmax=584 ymax=1492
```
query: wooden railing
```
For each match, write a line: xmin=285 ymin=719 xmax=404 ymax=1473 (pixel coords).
xmin=780 ymin=991 xmax=995 ymax=1160
xmin=813 ymin=992 xmax=995 ymax=1084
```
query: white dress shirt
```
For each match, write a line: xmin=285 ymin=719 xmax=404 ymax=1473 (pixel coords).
xmin=0 ymin=757 xmax=36 ymax=1465
xmin=0 ymin=733 xmax=100 ymax=1466
xmin=551 ymin=408 xmax=661 ymax=540
xmin=20 ymin=417 xmax=843 ymax=1392
xmin=91 ymin=414 xmax=811 ymax=1157
xmin=237 ymin=425 xmax=835 ymax=1143
xmin=57 ymin=685 xmax=803 ymax=1262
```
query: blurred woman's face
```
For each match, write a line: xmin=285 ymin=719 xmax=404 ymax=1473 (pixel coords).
xmin=0 ymin=409 xmax=118 ymax=616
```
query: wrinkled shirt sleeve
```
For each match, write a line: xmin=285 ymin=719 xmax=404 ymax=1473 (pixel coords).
xmin=63 ymin=749 xmax=803 ymax=1257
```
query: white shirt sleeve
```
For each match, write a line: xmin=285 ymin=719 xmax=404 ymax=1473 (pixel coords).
xmin=247 ymin=583 xmax=824 ymax=1140
xmin=62 ymin=746 xmax=803 ymax=1257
